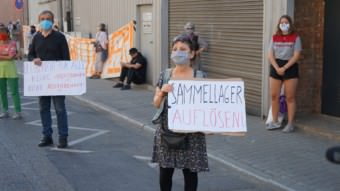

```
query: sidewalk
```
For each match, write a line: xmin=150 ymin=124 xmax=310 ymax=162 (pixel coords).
xmin=70 ymin=78 xmax=340 ymax=191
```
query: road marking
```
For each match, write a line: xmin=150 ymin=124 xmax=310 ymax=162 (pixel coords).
xmin=68 ymin=129 xmax=109 ymax=146
xmin=51 ymin=148 xmax=93 ymax=153
xmin=18 ymin=101 xmax=38 ymax=106
xmin=133 ymin=155 xmax=158 ymax=168
xmin=207 ymin=153 xmax=296 ymax=191
xmin=25 ymin=112 xmax=109 ymax=153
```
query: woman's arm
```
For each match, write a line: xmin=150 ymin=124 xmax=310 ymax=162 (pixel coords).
xmin=0 ymin=55 xmax=15 ymax=60
xmin=284 ymin=51 xmax=301 ymax=70
xmin=153 ymin=87 xmax=165 ymax=108
xmin=268 ymin=50 xmax=279 ymax=71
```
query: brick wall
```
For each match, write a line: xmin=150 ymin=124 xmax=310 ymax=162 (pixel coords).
xmin=294 ymin=0 xmax=324 ymax=114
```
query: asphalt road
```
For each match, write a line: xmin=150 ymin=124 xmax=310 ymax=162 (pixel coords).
xmin=0 ymin=95 xmax=283 ymax=191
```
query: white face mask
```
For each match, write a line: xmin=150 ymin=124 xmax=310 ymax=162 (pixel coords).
xmin=279 ymin=23 xmax=290 ymax=33
xmin=171 ymin=51 xmax=190 ymax=65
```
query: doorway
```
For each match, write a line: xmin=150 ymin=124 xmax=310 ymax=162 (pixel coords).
xmin=322 ymin=0 xmax=340 ymax=116
xmin=138 ymin=5 xmax=155 ymax=85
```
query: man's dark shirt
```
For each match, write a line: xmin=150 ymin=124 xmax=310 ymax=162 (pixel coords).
xmin=131 ymin=53 xmax=147 ymax=82
xmin=28 ymin=30 xmax=70 ymax=61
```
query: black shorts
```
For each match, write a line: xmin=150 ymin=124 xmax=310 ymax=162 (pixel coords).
xmin=270 ymin=59 xmax=299 ymax=81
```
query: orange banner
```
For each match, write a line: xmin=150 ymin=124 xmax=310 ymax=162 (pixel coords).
xmin=23 ymin=21 xmax=135 ymax=78
xmin=66 ymin=21 xmax=135 ymax=78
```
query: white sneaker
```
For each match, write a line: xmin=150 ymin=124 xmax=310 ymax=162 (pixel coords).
xmin=0 ymin=112 xmax=9 ymax=119
xmin=12 ymin=112 xmax=22 ymax=120
xmin=266 ymin=121 xmax=281 ymax=130
xmin=282 ymin=123 xmax=295 ymax=133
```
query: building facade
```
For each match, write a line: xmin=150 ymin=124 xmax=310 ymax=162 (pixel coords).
xmin=295 ymin=0 xmax=339 ymax=118
xmin=71 ymin=0 xmax=168 ymax=87
xmin=0 ymin=0 xmax=28 ymax=25
xmin=27 ymin=0 xmax=339 ymax=119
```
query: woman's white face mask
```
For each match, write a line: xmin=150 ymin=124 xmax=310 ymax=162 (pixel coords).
xmin=279 ymin=23 xmax=290 ymax=33
xmin=171 ymin=51 xmax=190 ymax=65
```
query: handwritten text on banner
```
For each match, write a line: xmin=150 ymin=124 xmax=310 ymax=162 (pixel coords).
xmin=168 ymin=80 xmax=247 ymax=133
xmin=24 ymin=61 xmax=86 ymax=96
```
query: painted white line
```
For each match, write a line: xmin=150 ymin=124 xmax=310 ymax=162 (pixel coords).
xmin=51 ymin=148 xmax=93 ymax=153
xmin=19 ymin=101 xmax=38 ymax=106
xmin=71 ymin=96 xmax=144 ymax=127
xmin=148 ymin=163 xmax=158 ymax=168
xmin=68 ymin=130 xmax=109 ymax=146
xmin=68 ymin=126 xmax=107 ymax=132
xmin=133 ymin=155 xmax=152 ymax=161
xmin=133 ymin=155 xmax=158 ymax=168
xmin=9 ymin=105 xmax=39 ymax=110
xmin=207 ymin=153 xmax=296 ymax=191
xmin=25 ymin=113 xmax=109 ymax=153
xmin=26 ymin=119 xmax=41 ymax=126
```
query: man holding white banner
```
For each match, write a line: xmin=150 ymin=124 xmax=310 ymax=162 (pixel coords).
xmin=28 ymin=10 xmax=70 ymax=149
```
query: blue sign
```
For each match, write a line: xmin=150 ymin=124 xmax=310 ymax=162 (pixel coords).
xmin=15 ymin=0 xmax=24 ymax=10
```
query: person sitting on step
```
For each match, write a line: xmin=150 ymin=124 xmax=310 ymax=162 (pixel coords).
xmin=113 ymin=48 xmax=147 ymax=90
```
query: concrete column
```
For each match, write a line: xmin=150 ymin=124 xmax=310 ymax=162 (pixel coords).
xmin=154 ymin=0 xmax=168 ymax=86
xmin=261 ymin=0 xmax=295 ymax=118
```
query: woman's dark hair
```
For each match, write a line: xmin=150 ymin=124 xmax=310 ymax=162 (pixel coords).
xmin=98 ymin=23 xmax=106 ymax=32
xmin=172 ymin=34 xmax=196 ymax=61
xmin=275 ymin=15 xmax=297 ymax=36
xmin=172 ymin=33 xmax=194 ymax=51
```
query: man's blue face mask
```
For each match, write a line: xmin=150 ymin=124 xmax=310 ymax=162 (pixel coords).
xmin=40 ymin=20 xmax=53 ymax=31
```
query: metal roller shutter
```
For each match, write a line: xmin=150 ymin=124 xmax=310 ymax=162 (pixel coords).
xmin=169 ymin=0 xmax=263 ymax=115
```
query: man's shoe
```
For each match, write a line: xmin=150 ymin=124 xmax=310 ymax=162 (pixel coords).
xmin=121 ymin=84 xmax=131 ymax=90
xmin=266 ymin=121 xmax=281 ymax=130
xmin=326 ymin=146 xmax=340 ymax=164
xmin=113 ymin=82 xmax=124 ymax=88
xmin=282 ymin=123 xmax=295 ymax=133
xmin=12 ymin=112 xmax=22 ymax=120
xmin=38 ymin=136 xmax=53 ymax=147
xmin=91 ymin=75 xmax=100 ymax=79
xmin=0 ymin=112 xmax=9 ymax=119
xmin=57 ymin=137 xmax=68 ymax=149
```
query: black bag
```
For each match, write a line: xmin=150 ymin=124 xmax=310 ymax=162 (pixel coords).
xmin=160 ymin=126 xmax=189 ymax=150
xmin=94 ymin=41 xmax=103 ymax=53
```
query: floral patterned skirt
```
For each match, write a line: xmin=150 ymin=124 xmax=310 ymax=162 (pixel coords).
xmin=151 ymin=111 xmax=209 ymax=172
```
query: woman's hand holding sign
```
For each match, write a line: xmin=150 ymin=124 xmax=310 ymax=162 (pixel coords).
xmin=160 ymin=83 xmax=173 ymax=95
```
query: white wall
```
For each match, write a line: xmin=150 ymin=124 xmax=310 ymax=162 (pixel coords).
xmin=72 ymin=0 xmax=168 ymax=85
xmin=28 ymin=0 xmax=61 ymax=26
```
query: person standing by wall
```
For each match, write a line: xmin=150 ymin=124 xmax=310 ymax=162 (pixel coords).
xmin=267 ymin=15 xmax=302 ymax=133
xmin=0 ymin=25 xmax=22 ymax=119
xmin=12 ymin=20 xmax=22 ymax=59
xmin=25 ymin=25 xmax=37 ymax=56
xmin=183 ymin=22 xmax=208 ymax=71
xmin=151 ymin=34 xmax=209 ymax=191
xmin=28 ymin=10 xmax=70 ymax=148
xmin=90 ymin=23 xmax=108 ymax=79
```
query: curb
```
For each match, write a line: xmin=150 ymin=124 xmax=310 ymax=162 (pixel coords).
xmin=295 ymin=122 xmax=340 ymax=142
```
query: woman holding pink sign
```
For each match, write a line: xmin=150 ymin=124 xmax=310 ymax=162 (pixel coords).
xmin=151 ymin=34 xmax=208 ymax=191
xmin=0 ymin=25 xmax=21 ymax=119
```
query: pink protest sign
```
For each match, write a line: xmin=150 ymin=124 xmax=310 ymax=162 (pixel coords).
xmin=23 ymin=61 xmax=86 ymax=96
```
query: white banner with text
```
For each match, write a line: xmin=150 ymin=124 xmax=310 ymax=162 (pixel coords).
xmin=168 ymin=79 xmax=247 ymax=133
